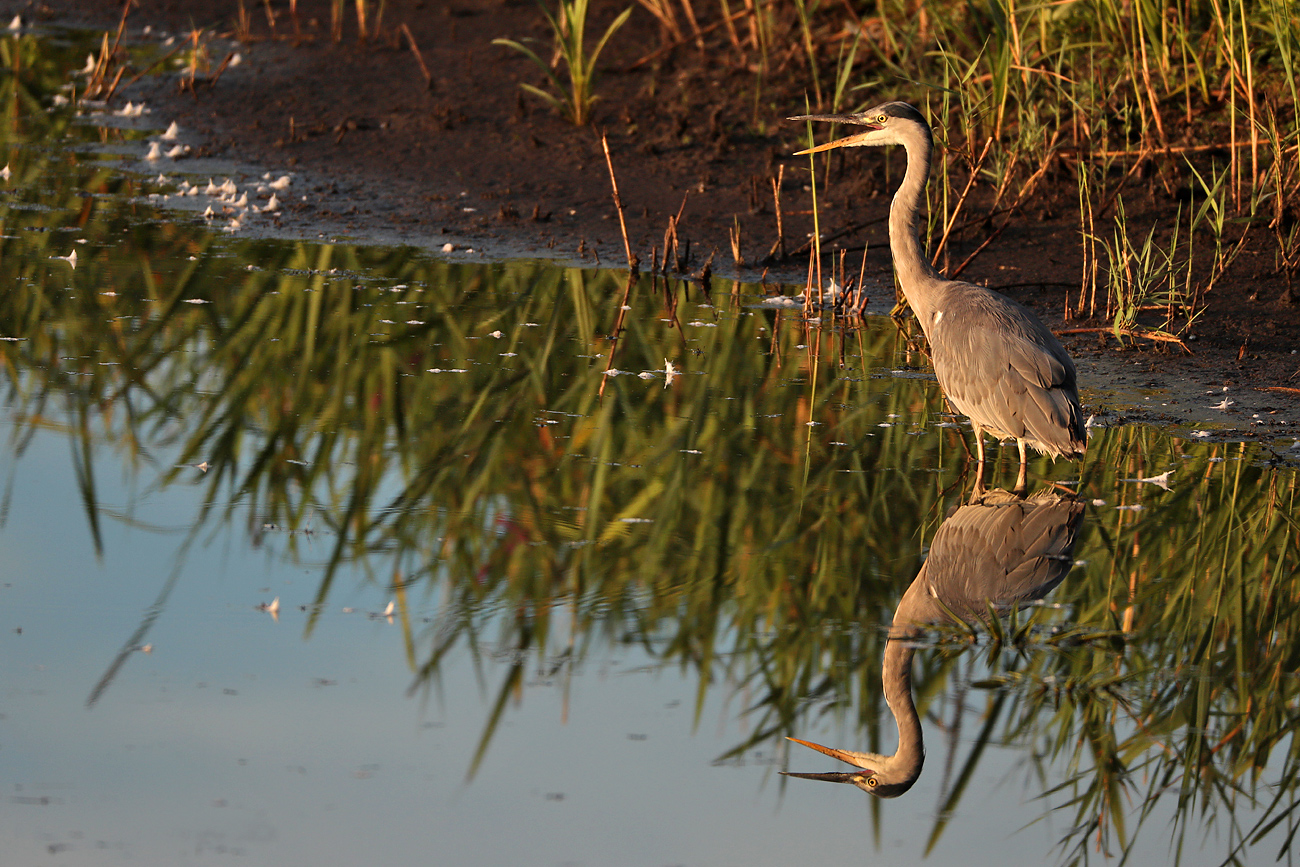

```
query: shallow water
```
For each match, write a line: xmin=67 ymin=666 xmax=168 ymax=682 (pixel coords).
xmin=3 ymin=27 xmax=1300 ymax=867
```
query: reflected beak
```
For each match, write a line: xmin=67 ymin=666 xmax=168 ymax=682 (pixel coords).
xmin=780 ymin=736 xmax=876 ymax=783
xmin=780 ymin=770 xmax=865 ymax=783
xmin=787 ymin=114 xmax=883 ymax=156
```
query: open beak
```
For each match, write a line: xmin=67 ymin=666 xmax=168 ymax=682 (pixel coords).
xmin=780 ymin=736 xmax=875 ymax=784
xmin=788 ymin=114 xmax=882 ymax=156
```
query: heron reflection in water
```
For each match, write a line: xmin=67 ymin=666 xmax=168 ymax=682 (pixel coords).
xmin=783 ymin=489 xmax=1085 ymax=797
xmin=789 ymin=103 xmax=1086 ymax=494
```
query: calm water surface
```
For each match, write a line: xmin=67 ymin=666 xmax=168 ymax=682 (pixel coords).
xmin=3 ymin=27 xmax=1300 ymax=867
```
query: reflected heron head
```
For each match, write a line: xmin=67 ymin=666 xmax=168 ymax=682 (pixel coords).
xmin=780 ymin=736 xmax=918 ymax=799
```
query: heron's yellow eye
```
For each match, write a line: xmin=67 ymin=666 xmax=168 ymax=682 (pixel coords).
xmin=877 ymin=115 xmax=887 ymax=124
xmin=867 ymin=777 xmax=878 ymax=787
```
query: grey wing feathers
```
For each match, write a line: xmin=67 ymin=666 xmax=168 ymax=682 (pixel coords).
xmin=921 ymin=493 xmax=1085 ymax=621
xmin=928 ymin=288 xmax=1086 ymax=458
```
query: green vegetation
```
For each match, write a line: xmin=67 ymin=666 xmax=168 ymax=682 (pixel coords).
xmin=494 ymin=0 xmax=633 ymax=125
xmin=501 ymin=0 xmax=1297 ymax=333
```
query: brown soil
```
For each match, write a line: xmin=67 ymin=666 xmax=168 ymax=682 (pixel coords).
xmin=10 ymin=0 xmax=1300 ymax=437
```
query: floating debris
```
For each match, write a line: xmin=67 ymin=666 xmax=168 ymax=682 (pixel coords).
xmin=1209 ymin=398 xmax=1234 ymax=411
xmin=144 ymin=141 xmax=162 ymax=161
xmin=1124 ymin=470 xmax=1173 ymax=491
xmin=257 ymin=597 xmax=281 ymax=621
xmin=160 ymin=121 xmax=180 ymax=140
xmin=53 ymin=250 xmax=77 ymax=269
xmin=664 ymin=359 xmax=679 ymax=386
xmin=488 ymin=330 xmax=504 ymax=339
xmin=755 ymin=278 xmax=870 ymax=316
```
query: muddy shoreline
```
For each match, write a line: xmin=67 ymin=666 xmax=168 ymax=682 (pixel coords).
xmin=8 ymin=0 xmax=1300 ymax=442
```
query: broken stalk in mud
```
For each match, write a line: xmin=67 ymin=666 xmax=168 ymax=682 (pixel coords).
xmin=767 ymin=164 xmax=786 ymax=262
xmin=601 ymin=134 xmax=636 ymax=274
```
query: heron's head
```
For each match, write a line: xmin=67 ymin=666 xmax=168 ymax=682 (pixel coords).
xmin=780 ymin=736 xmax=919 ymax=799
xmin=788 ymin=101 xmax=930 ymax=155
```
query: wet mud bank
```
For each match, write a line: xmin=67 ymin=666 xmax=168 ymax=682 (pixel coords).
xmin=6 ymin=0 xmax=1299 ymax=440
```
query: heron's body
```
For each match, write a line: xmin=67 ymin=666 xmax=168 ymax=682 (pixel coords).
xmin=791 ymin=102 xmax=1086 ymax=490
xmin=784 ymin=490 xmax=1085 ymax=797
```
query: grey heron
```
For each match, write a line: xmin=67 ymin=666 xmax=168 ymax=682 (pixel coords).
xmin=790 ymin=102 xmax=1086 ymax=493
xmin=783 ymin=489 xmax=1085 ymax=797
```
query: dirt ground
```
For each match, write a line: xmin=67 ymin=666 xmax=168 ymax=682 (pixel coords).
xmin=8 ymin=0 xmax=1300 ymax=439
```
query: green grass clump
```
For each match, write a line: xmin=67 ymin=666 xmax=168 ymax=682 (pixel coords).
xmin=494 ymin=0 xmax=632 ymax=125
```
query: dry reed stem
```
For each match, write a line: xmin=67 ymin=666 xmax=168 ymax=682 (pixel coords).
xmin=400 ymin=24 xmax=432 ymax=86
xmin=124 ymin=41 xmax=189 ymax=88
xmin=101 ymin=65 xmax=126 ymax=103
xmin=931 ymin=136 xmax=992 ymax=268
xmin=109 ymin=1 xmax=130 ymax=58
xmin=771 ymin=165 xmax=785 ymax=260
xmin=627 ymin=6 xmax=748 ymax=70
xmin=1056 ymin=327 xmax=1191 ymax=350
xmin=637 ymin=0 xmax=683 ymax=42
xmin=950 ymin=136 xmax=1058 ymax=280
xmin=601 ymin=135 xmax=636 ymax=273
xmin=1071 ymin=141 xmax=1296 ymax=159
xmin=678 ymin=0 xmax=704 ymax=50
xmin=206 ymin=52 xmax=237 ymax=90
xmin=729 ymin=219 xmax=743 ymax=268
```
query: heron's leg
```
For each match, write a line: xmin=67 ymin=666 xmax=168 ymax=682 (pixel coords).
xmin=971 ymin=425 xmax=987 ymax=499
xmin=1013 ymin=439 xmax=1028 ymax=494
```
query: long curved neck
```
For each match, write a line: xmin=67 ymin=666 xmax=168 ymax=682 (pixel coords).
xmin=889 ymin=129 xmax=943 ymax=319
xmin=879 ymin=635 xmax=925 ymax=784
xmin=870 ymin=565 xmax=947 ymax=787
